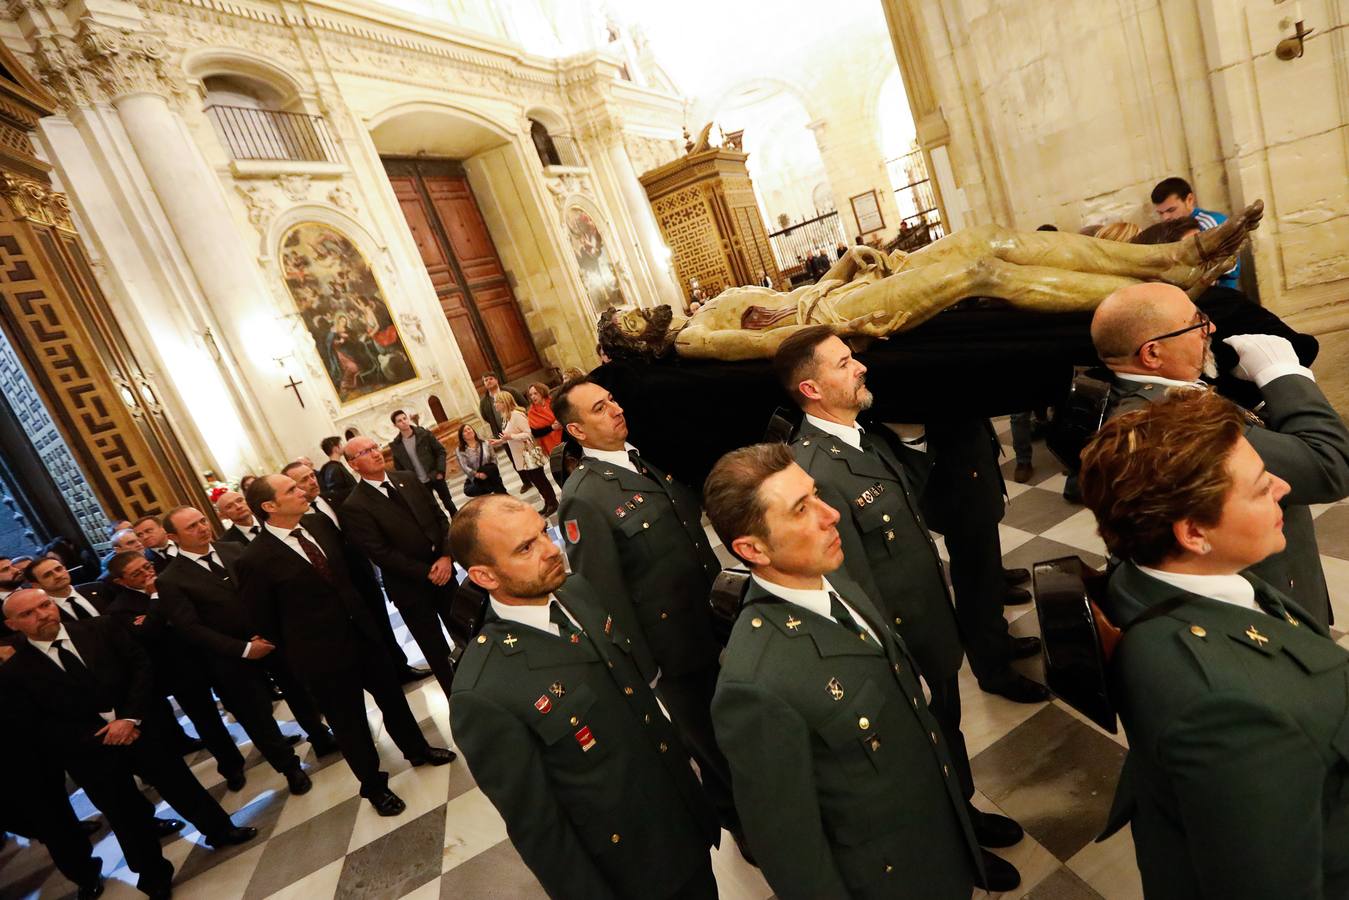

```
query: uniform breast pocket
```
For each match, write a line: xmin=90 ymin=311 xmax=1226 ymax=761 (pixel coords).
xmin=852 ymin=496 xmax=905 ymax=556
xmin=616 ymin=508 xmax=659 ymax=556
xmin=814 ymin=679 xmax=887 ymax=777
xmin=529 ymin=682 xmax=605 ymax=761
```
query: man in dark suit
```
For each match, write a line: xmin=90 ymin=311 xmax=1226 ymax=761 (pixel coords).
xmin=104 ymin=550 xmax=246 ymax=776
xmin=157 ymin=506 xmax=331 ymax=794
xmin=214 ymin=491 xmax=263 ymax=545
xmin=1 ymin=589 xmax=255 ymax=898
xmin=28 ymin=557 xmax=113 ymax=622
xmin=703 ymin=444 xmax=1013 ymax=896
xmin=553 ymin=377 xmax=740 ymax=841
xmin=239 ymin=475 xmax=455 ymax=816
xmin=389 ymin=410 xmax=457 ymax=518
xmin=319 ymin=436 xmax=358 ymax=503
xmin=340 ymin=436 xmax=458 ymax=694
xmin=131 ymin=516 xmax=177 ymax=573
xmin=281 ymin=461 xmax=426 ymax=682
xmin=448 ymin=495 xmax=720 ymax=898
xmin=477 ymin=373 xmax=526 ymax=439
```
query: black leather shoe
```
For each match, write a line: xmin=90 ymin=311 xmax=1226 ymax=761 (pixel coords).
xmin=285 ymin=767 xmax=312 ymax=795
xmin=203 ymin=826 xmax=257 ymax=848
xmin=1010 ymin=635 xmax=1042 ymax=659
xmin=269 ymin=684 xmax=285 ymax=700
xmin=154 ymin=818 xmax=185 ymax=838
xmin=973 ymin=849 xmax=1021 ymax=892
xmin=77 ymin=818 xmax=102 ymax=836
xmin=285 ymin=734 xmax=302 ymax=746
xmin=399 ymin=666 xmax=433 ymax=684
xmin=223 ymin=771 xmax=247 ymax=792
xmin=968 ymin=806 xmax=1024 ymax=848
xmin=408 ymin=746 xmax=456 ymax=767
xmin=76 ymin=877 xmax=104 ymax=899
xmin=366 ymin=788 xmax=406 ymax=817
xmin=177 ymin=738 xmax=205 ymax=755
xmin=978 ymin=671 xmax=1050 ymax=704
xmin=308 ymin=730 xmax=340 ymax=756
xmin=1003 ymin=567 xmax=1031 ymax=586
xmin=138 ymin=881 xmax=172 ymax=900
xmin=1003 ymin=585 xmax=1033 ymax=605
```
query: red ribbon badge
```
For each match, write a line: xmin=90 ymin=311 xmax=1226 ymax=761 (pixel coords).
xmin=574 ymin=725 xmax=596 ymax=752
xmin=534 ymin=695 xmax=552 ymax=714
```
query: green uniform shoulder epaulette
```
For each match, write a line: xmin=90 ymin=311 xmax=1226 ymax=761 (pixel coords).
xmin=718 ymin=603 xmax=777 ymax=681
xmin=451 ymin=634 xmax=495 ymax=692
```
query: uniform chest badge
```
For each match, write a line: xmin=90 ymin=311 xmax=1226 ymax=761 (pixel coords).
xmin=503 ymin=634 xmax=518 ymax=648
xmin=564 ymin=520 xmax=581 ymax=543
xmin=534 ymin=695 xmax=552 ymax=714
xmin=665 ymin=474 xmax=673 ymax=482
xmin=549 ymin=682 xmax=566 ymax=698
xmin=1245 ymin=625 xmax=1269 ymax=646
xmin=625 ymin=500 xmax=637 ymax=511
xmin=574 ymin=725 xmax=597 ymax=752
xmin=570 ymin=633 xmax=581 ymax=644
xmin=633 ymin=494 xmax=644 ymax=504
xmin=826 ymin=677 xmax=845 ymax=701
xmin=785 ymin=615 xmax=802 ymax=631
xmin=614 ymin=505 xmax=627 ymax=518
xmin=603 ymin=615 xmax=613 ymax=636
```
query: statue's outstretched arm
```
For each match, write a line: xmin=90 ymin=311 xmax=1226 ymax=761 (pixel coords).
xmin=674 ymin=322 xmax=819 ymax=361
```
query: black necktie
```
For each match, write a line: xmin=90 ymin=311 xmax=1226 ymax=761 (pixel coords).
xmin=65 ymin=597 xmax=94 ymax=621
xmin=249 ymin=525 xmax=260 ymax=538
xmin=829 ymin=591 xmax=868 ymax=642
xmin=549 ymin=600 xmax=581 ymax=641
xmin=380 ymin=480 xmax=411 ymax=511
xmin=205 ymin=552 xmax=230 ymax=582
xmin=290 ymin=529 xmax=335 ymax=583
xmin=54 ymin=638 xmax=94 ymax=683
xmin=1251 ymin=584 xmax=1299 ymax=627
xmin=627 ymin=450 xmax=649 ymax=478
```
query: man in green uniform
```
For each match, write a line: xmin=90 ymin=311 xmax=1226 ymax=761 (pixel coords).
xmin=448 ymin=495 xmax=720 ymax=899
xmin=552 ymin=377 xmax=739 ymax=839
xmin=1091 ymin=282 xmax=1349 ymax=627
xmin=771 ymin=326 xmax=1029 ymax=873
xmin=705 ymin=443 xmax=1019 ymax=897
xmin=1079 ymin=390 xmax=1349 ymax=899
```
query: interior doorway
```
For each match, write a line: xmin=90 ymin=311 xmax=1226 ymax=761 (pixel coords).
xmin=382 ymin=157 xmax=543 ymax=383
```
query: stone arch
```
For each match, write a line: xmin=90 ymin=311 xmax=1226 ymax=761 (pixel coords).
xmin=366 ymin=99 xmax=515 ymax=157
xmin=182 ymin=48 xmax=310 ymax=109
xmin=700 ymin=75 xmax=819 ymax=125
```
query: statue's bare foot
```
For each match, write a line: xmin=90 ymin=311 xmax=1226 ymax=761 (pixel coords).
xmin=1187 ymin=199 xmax=1264 ymax=269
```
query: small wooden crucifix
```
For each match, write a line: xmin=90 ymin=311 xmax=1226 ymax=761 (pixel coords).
xmin=283 ymin=376 xmax=305 ymax=408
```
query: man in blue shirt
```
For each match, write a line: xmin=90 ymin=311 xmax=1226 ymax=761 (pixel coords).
xmin=1152 ymin=176 xmax=1240 ymax=290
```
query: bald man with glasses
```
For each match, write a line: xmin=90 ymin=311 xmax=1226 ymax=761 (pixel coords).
xmin=1091 ymin=282 xmax=1349 ymax=626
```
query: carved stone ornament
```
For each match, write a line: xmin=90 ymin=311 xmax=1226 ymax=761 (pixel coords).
xmin=32 ymin=20 xmax=186 ymax=108
xmin=327 ymin=184 xmax=358 ymax=215
xmin=277 ymin=174 xmax=312 ymax=202
xmin=234 ymin=184 xmax=277 ymax=233
xmin=544 ymin=171 xmax=594 ymax=209
xmin=0 ymin=173 xmax=75 ymax=231
xmin=397 ymin=312 xmax=426 ymax=345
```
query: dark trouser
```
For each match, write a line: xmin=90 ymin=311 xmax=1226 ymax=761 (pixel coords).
xmin=304 ymin=647 xmax=430 ymax=795
xmin=665 ymin=855 xmax=718 ymax=900
xmin=68 ymin=755 xmax=173 ymax=892
xmin=943 ymin=518 xmax=1013 ymax=682
xmin=519 ymin=467 xmax=557 ymax=509
xmin=350 ymin=557 xmax=411 ymax=671
xmin=162 ymin=669 xmax=245 ymax=778
xmin=2 ymin=763 xmax=100 ymax=887
xmin=657 ymin=665 xmax=740 ymax=832
xmin=266 ymin=655 xmax=329 ymax=741
xmin=390 ymin=583 xmax=457 ymax=694
xmin=424 ymin=477 xmax=458 ymax=518
xmin=929 ymin=673 xmax=975 ymax=802
xmin=1009 ymin=411 xmax=1034 ymax=466
xmin=209 ymin=662 xmax=301 ymax=774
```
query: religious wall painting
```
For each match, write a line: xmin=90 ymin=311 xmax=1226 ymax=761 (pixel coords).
xmin=564 ymin=206 xmax=623 ymax=315
xmin=279 ymin=222 xmax=416 ymax=404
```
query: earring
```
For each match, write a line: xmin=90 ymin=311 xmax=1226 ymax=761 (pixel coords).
xmin=1200 ymin=542 xmax=1212 ymax=554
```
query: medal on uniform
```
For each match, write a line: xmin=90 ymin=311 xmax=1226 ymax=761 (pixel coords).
xmin=634 ymin=494 xmax=644 ymax=504
xmin=603 ymin=615 xmax=613 ymax=635
xmin=625 ymin=500 xmax=636 ymax=511
xmin=534 ymin=695 xmax=552 ymax=714
xmin=549 ymin=682 xmax=566 ymax=698
xmin=574 ymin=725 xmax=597 ymax=751
xmin=570 ymin=633 xmax=580 ymax=644
xmin=614 ymin=505 xmax=626 ymax=518
xmin=826 ymin=677 xmax=845 ymax=701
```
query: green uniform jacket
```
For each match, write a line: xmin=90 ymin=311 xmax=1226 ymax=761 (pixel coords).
xmin=450 ymin=576 xmax=719 ymax=900
xmin=558 ymin=452 xmax=722 ymax=681
xmin=1101 ymin=562 xmax=1349 ymax=900
xmin=791 ymin=420 xmax=964 ymax=681
xmin=1111 ymin=373 xmax=1349 ymax=626
xmin=712 ymin=575 xmax=980 ymax=899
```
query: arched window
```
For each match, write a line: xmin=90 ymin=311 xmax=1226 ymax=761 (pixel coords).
xmin=530 ymin=119 xmax=562 ymax=167
xmin=203 ymin=74 xmax=336 ymax=163
xmin=428 ymin=394 xmax=448 ymax=424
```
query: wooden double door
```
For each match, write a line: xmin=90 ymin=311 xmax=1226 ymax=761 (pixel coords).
xmin=383 ymin=157 xmax=542 ymax=383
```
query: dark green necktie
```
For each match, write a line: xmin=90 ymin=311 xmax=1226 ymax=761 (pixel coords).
xmin=828 ymin=591 xmax=868 ymax=641
xmin=549 ymin=600 xmax=581 ymax=641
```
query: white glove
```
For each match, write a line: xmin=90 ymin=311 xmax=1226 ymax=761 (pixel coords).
xmin=1221 ymin=334 xmax=1314 ymax=388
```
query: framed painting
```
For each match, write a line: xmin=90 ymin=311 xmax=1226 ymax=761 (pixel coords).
xmin=279 ymin=223 xmax=416 ymax=404
xmin=564 ymin=206 xmax=623 ymax=315
xmin=850 ymin=189 xmax=885 ymax=235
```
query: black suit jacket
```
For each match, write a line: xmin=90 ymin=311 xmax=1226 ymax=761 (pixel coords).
xmin=218 ymin=524 xmax=261 ymax=546
xmin=156 ymin=544 xmax=251 ymax=659
xmin=51 ymin=582 xmax=115 ymax=624
xmin=388 ymin=425 xmax=448 ymax=480
xmin=340 ymin=472 xmax=450 ymax=596
xmin=0 ymin=617 xmax=156 ymax=751
xmin=320 ymin=460 xmax=357 ymax=504
xmin=236 ymin=516 xmax=379 ymax=678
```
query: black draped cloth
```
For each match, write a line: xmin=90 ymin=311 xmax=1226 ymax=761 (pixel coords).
xmin=589 ymin=287 xmax=1319 ymax=492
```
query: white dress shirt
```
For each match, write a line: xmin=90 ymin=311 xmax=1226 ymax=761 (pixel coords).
xmin=231 ymin=522 xmax=262 ymax=541
xmin=750 ymin=574 xmax=879 ymax=643
xmin=804 ymin=414 xmax=865 ymax=452
xmin=489 ymin=595 xmax=582 ymax=639
xmin=263 ymin=521 xmax=325 ymax=565
xmin=30 ymin=625 xmax=121 ymax=722
xmin=583 ymin=442 xmax=640 ymax=474
xmin=1135 ymin=566 xmax=1263 ymax=615
xmin=1115 ymin=372 xmax=1205 ymax=391
xmin=310 ymin=495 xmax=341 ymax=529
xmin=49 ymin=590 xmax=100 ymax=621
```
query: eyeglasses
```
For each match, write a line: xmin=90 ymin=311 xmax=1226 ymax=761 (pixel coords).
xmin=351 ymin=446 xmax=383 ymax=459
xmin=1134 ymin=311 xmax=1212 ymax=357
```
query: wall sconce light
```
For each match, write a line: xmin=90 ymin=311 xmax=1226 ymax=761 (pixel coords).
xmin=1276 ymin=2 xmax=1314 ymax=60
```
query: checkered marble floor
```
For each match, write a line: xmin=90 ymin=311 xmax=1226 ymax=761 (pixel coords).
xmin=4 ymin=427 xmax=1348 ymax=900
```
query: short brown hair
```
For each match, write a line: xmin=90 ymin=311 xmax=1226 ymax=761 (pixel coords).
xmin=245 ymin=476 xmax=279 ymax=523
xmin=132 ymin=515 xmax=160 ymax=529
xmin=449 ymin=495 xmax=531 ymax=568
xmin=1080 ymin=391 xmax=1246 ymax=565
xmin=551 ymin=376 xmax=595 ymax=429
xmin=703 ymin=443 xmax=795 ymax=565
xmin=280 ymin=460 xmax=308 ymax=478
xmin=773 ymin=325 xmax=835 ymax=405
xmin=107 ymin=550 xmax=148 ymax=581
xmin=161 ymin=505 xmax=197 ymax=534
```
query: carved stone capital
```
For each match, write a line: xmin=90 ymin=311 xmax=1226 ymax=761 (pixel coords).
xmin=34 ymin=19 xmax=185 ymax=107
xmin=0 ymin=172 xmax=75 ymax=231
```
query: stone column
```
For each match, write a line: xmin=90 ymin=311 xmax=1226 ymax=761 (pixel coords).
xmin=600 ymin=132 xmax=682 ymax=308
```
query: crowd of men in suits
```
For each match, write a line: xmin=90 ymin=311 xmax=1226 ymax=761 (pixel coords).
xmin=4 ymin=275 xmax=1349 ymax=899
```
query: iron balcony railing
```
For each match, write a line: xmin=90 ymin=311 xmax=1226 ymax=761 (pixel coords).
xmin=206 ymin=105 xmax=341 ymax=164
xmin=767 ymin=210 xmax=848 ymax=273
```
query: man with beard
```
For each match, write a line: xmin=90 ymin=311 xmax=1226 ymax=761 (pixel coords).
xmin=774 ymin=328 xmax=1024 ymax=889
xmin=1091 ymin=282 xmax=1349 ymax=626
xmin=448 ymin=495 xmax=720 ymax=899
xmin=281 ymin=460 xmax=426 ymax=681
